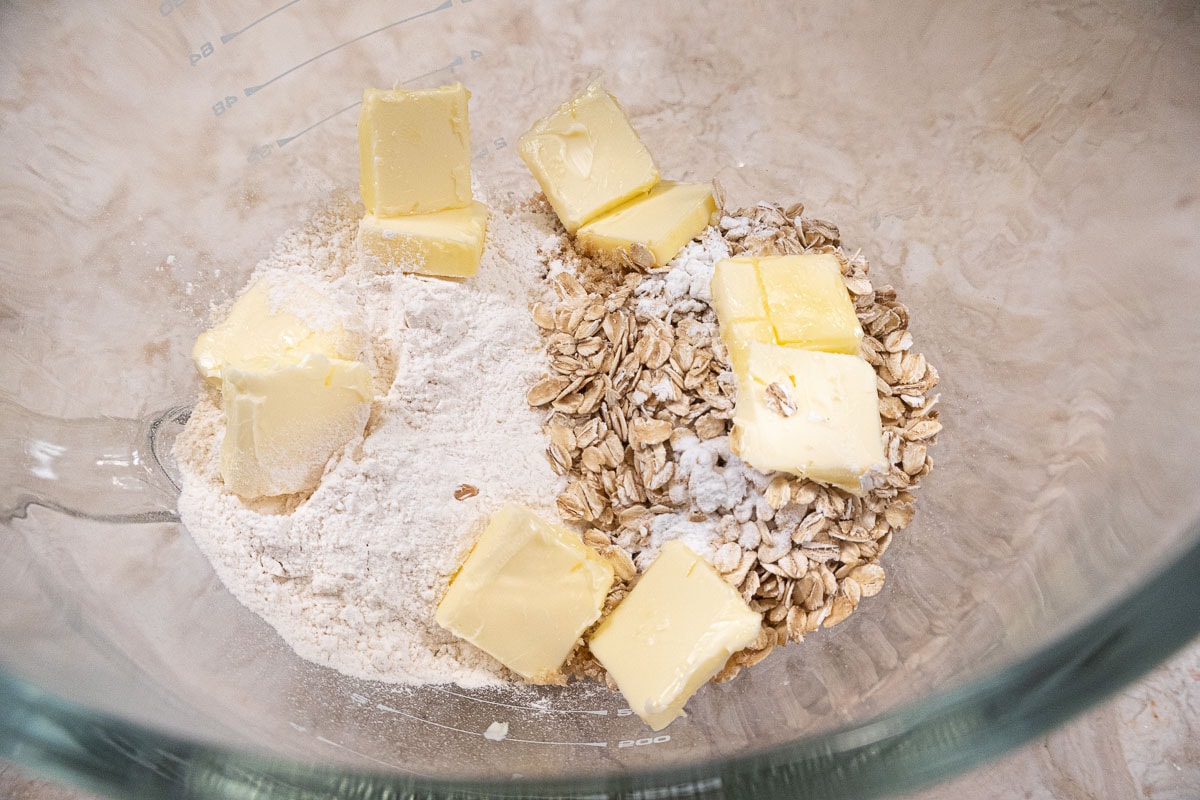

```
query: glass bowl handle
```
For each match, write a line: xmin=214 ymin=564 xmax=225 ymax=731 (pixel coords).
xmin=0 ymin=399 xmax=188 ymax=525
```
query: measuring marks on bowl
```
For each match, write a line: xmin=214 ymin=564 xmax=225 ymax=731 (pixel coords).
xmin=374 ymin=684 xmax=617 ymax=749
xmin=238 ymin=1 xmax=454 ymax=97
xmin=162 ymin=0 xmax=493 ymax=169
xmin=279 ymin=680 xmax=683 ymax=777
xmin=264 ymin=54 xmax=466 ymax=153
xmin=375 ymin=701 xmax=608 ymax=749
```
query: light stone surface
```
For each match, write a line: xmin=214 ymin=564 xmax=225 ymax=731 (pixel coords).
xmin=900 ymin=640 xmax=1200 ymax=800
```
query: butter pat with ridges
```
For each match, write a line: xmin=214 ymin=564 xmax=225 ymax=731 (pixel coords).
xmin=192 ymin=278 xmax=360 ymax=386
xmin=220 ymin=353 xmax=372 ymax=498
xmin=519 ymin=82 xmax=659 ymax=234
xmin=358 ymin=201 xmax=489 ymax=277
xmin=731 ymin=343 xmax=885 ymax=494
xmin=588 ymin=541 xmax=762 ymax=731
xmin=710 ymin=254 xmax=863 ymax=359
xmin=435 ymin=504 xmax=614 ymax=683
xmin=575 ymin=181 xmax=717 ymax=267
xmin=358 ymin=84 xmax=472 ymax=216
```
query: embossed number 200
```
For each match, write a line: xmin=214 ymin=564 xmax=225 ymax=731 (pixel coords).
xmin=617 ymin=735 xmax=670 ymax=748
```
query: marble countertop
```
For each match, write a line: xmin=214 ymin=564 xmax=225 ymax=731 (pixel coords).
xmin=3 ymin=638 xmax=1198 ymax=800
xmin=901 ymin=640 xmax=1200 ymax=800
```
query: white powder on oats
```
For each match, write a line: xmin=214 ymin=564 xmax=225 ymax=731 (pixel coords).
xmin=633 ymin=228 xmax=730 ymax=319
xmin=622 ymin=229 xmax=781 ymax=571
xmin=634 ymin=433 xmax=769 ymax=571
xmin=175 ymin=196 xmax=565 ymax=687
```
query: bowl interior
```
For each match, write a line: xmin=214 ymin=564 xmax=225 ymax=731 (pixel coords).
xmin=2 ymin=0 xmax=1200 ymax=787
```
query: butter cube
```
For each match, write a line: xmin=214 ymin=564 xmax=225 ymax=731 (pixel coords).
xmin=435 ymin=505 xmax=615 ymax=683
xmin=519 ymin=82 xmax=659 ymax=234
xmin=358 ymin=84 xmax=472 ymax=216
xmin=589 ymin=541 xmax=762 ymax=731
xmin=192 ymin=277 xmax=373 ymax=498
xmin=192 ymin=278 xmax=360 ymax=386
xmin=709 ymin=254 xmax=863 ymax=362
xmin=710 ymin=257 xmax=768 ymax=323
xmin=575 ymin=181 xmax=717 ymax=267
xmin=759 ymin=254 xmax=862 ymax=354
xmin=722 ymin=320 xmax=774 ymax=377
xmin=220 ymin=353 xmax=372 ymax=498
xmin=731 ymin=343 xmax=885 ymax=494
xmin=357 ymin=201 xmax=489 ymax=277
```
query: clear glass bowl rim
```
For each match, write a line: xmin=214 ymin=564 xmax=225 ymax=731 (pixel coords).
xmin=3 ymin=521 xmax=1198 ymax=800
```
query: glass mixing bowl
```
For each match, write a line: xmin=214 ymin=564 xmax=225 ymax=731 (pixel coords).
xmin=3 ymin=1 xmax=1199 ymax=798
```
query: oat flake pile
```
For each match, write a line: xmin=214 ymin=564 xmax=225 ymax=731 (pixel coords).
xmin=526 ymin=192 xmax=941 ymax=684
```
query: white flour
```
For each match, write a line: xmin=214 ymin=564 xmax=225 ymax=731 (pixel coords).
xmin=175 ymin=196 xmax=744 ymax=687
xmin=175 ymin=195 xmax=566 ymax=687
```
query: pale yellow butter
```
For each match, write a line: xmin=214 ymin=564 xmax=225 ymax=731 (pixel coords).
xmin=518 ymin=82 xmax=659 ymax=234
xmin=588 ymin=541 xmax=762 ymax=731
xmin=710 ymin=254 xmax=863 ymax=359
xmin=358 ymin=201 xmax=489 ymax=278
xmin=759 ymin=254 xmax=862 ymax=353
xmin=435 ymin=504 xmax=614 ymax=683
xmin=709 ymin=257 xmax=768 ymax=324
xmin=191 ymin=276 xmax=372 ymax=498
xmin=191 ymin=278 xmax=359 ymax=386
xmin=731 ymin=343 xmax=885 ymax=494
xmin=358 ymin=83 xmax=472 ymax=216
xmin=722 ymin=319 xmax=774 ymax=377
xmin=575 ymin=181 xmax=717 ymax=267
xmin=220 ymin=353 xmax=372 ymax=498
